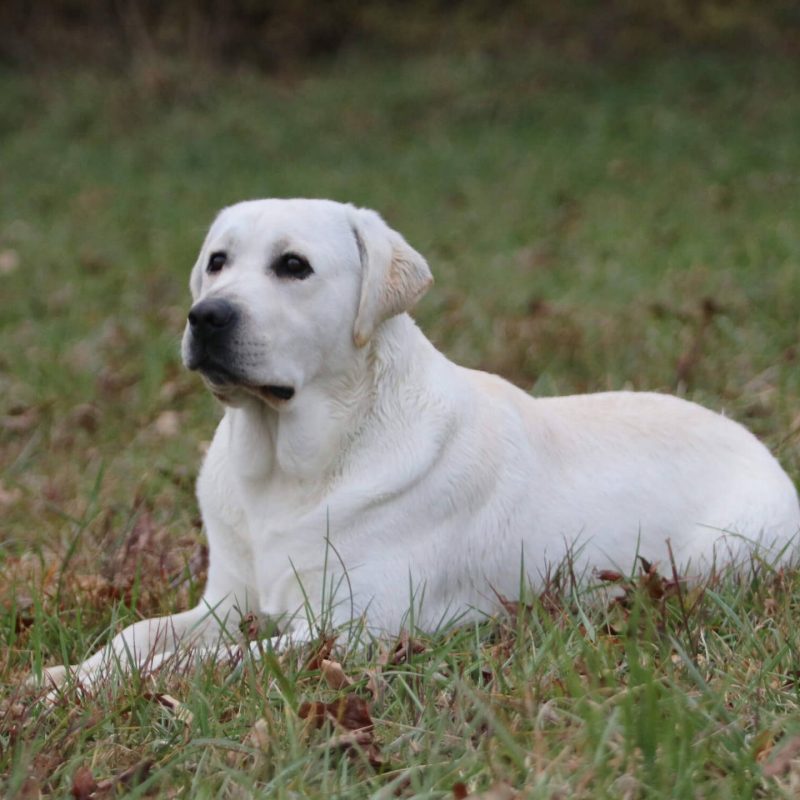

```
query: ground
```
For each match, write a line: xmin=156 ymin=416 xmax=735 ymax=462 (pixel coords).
xmin=1 ymin=49 xmax=800 ymax=798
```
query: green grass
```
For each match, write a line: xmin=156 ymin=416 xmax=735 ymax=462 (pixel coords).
xmin=1 ymin=47 xmax=800 ymax=797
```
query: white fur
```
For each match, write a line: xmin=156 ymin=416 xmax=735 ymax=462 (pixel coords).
xmin=37 ymin=198 xmax=800 ymax=689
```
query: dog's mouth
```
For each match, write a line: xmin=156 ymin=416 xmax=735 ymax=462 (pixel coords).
xmin=194 ymin=361 xmax=295 ymax=405
xmin=256 ymin=385 xmax=295 ymax=402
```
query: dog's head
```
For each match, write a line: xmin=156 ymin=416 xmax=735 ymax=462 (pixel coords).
xmin=181 ymin=199 xmax=432 ymax=407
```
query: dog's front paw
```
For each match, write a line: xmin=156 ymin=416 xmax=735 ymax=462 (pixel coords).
xmin=26 ymin=663 xmax=70 ymax=691
xmin=29 ymin=663 xmax=106 ymax=705
xmin=25 ymin=664 xmax=76 ymax=704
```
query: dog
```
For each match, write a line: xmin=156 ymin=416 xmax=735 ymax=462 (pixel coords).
xmin=37 ymin=198 xmax=800 ymax=689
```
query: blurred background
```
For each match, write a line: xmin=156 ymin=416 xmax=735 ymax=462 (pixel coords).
xmin=1 ymin=1 xmax=799 ymax=620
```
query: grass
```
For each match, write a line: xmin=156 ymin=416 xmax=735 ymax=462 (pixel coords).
xmin=1 ymin=46 xmax=800 ymax=797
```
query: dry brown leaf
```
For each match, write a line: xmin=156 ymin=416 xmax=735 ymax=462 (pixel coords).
xmin=0 ymin=481 xmax=22 ymax=507
xmin=752 ymin=728 xmax=775 ymax=763
xmin=637 ymin=556 xmax=654 ymax=574
xmin=144 ymin=692 xmax=194 ymax=725
xmin=460 ymin=782 xmax=518 ymax=800
xmin=245 ymin=718 xmax=270 ymax=751
xmin=637 ymin=557 xmax=682 ymax=602
xmin=298 ymin=694 xmax=382 ymax=766
xmin=321 ymin=659 xmax=353 ymax=690
xmin=453 ymin=782 xmax=469 ymax=799
xmin=95 ymin=759 xmax=153 ymax=794
xmin=227 ymin=718 xmax=271 ymax=769
xmin=379 ymin=629 xmax=426 ymax=666
xmin=117 ymin=510 xmax=158 ymax=568
xmin=607 ymin=556 xmax=687 ymax=615
xmin=299 ymin=694 xmax=374 ymax=733
xmin=2 ymin=406 xmax=39 ymax=433
xmin=0 ymin=248 xmax=19 ymax=274
xmin=323 ymin=729 xmax=374 ymax=747
xmin=324 ymin=729 xmax=384 ymax=767
xmin=106 ymin=506 xmax=189 ymax=613
xmin=71 ymin=765 xmax=98 ymax=799
xmin=71 ymin=574 xmax=118 ymax=605
xmin=170 ymin=541 xmax=209 ymax=590
xmin=96 ymin=367 xmax=137 ymax=397
xmin=239 ymin=612 xmax=262 ymax=642
xmin=69 ymin=403 xmax=100 ymax=433
xmin=490 ymin=590 xmax=524 ymax=620
xmin=763 ymin=734 xmax=800 ymax=778
xmin=16 ymin=776 xmax=41 ymax=800
xmin=364 ymin=667 xmax=385 ymax=703
xmin=153 ymin=410 xmax=181 ymax=438
xmin=303 ymin=634 xmax=337 ymax=671
xmin=597 ymin=570 xmax=624 ymax=583
xmin=611 ymin=774 xmax=641 ymax=800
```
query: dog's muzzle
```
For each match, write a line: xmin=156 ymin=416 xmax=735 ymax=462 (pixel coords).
xmin=185 ymin=297 xmax=240 ymax=374
xmin=185 ymin=299 xmax=295 ymax=404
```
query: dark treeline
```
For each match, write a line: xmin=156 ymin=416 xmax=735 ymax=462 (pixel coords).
xmin=1 ymin=0 xmax=798 ymax=68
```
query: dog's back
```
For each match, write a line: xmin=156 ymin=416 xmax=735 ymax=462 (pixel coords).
xmin=462 ymin=371 xmax=799 ymax=572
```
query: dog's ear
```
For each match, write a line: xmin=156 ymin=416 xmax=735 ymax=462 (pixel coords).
xmin=349 ymin=207 xmax=433 ymax=347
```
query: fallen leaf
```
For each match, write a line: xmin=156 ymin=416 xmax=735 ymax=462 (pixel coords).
xmin=459 ymin=782 xmax=518 ymax=800
xmin=364 ymin=667 xmax=385 ymax=703
xmin=379 ymin=629 xmax=426 ymax=666
xmin=95 ymin=759 xmax=153 ymax=793
xmin=145 ymin=692 xmax=194 ymax=725
xmin=245 ymin=718 xmax=270 ymax=751
xmin=0 ymin=481 xmax=22 ymax=507
xmin=69 ymin=403 xmax=100 ymax=433
xmin=610 ymin=774 xmax=641 ymax=800
xmin=0 ymin=249 xmax=19 ymax=274
xmin=453 ymin=782 xmax=469 ymax=799
xmin=298 ymin=694 xmax=382 ymax=766
xmin=153 ymin=410 xmax=181 ymax=438
xmin=636 ymin=557 xmax=681 ymax=602
xmin=303 ymin=634 xmax=337 ymax=671
xmin=95 ymin=367 xmax=137 ymax=397
xmin=16 ymin=776 xmax=41 ymax=800
xmin=2 ymin=405 xmax=39 ymax=433
xmin=763 ymin=734 xmax=800 ymax=777
xmin=752 ymin=728 xmax=775 ymax=763
xmin=71 ymin=765 xmax=98 ymax=799
xmin=321 ymin=659 xmax=353 ymax=690
xmin=323 ymin=729 xmax=384 ymax=768
xmin=71 ymin=574 xmax=118 ymax=605
xmin=597 ymin=570 xmax=624 ymax=583
xmin=299 ymin=694 xmax=374 ymax=733
xmin=169 ymin=541 xmax=209 ymax=590
xmin=227 ymin=718 xmax=271 ymax=769
xmin=490 ymin=590 xmax=523 ymax=619
xmin=239 ymin=612 xmax=262 ymax=641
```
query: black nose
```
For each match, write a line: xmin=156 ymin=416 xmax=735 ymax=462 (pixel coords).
xmin=188 ymin=298 xmax=238 ymax=338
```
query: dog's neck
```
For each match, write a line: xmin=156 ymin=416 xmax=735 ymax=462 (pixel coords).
xmin=222 ymin=313 xmax=436 ymax=486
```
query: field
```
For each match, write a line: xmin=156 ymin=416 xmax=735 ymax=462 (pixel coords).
xmin=2 ymin=49 xmax=800 ymax=797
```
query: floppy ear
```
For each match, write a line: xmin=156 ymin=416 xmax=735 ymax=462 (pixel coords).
xmin=349 ymin=207 xmax=433 ymax=347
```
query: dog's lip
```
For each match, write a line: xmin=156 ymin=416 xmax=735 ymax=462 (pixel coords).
xmin=193 ymin=360 xmax=241 ymax=386
xmin=257 ymin=385 xmax=295 ymax=402
xmin=191 ymin=359 xmax=295 ymax=404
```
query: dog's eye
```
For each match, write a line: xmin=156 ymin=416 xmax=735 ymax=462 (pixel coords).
xmin=207 ymin=252 xmax=227 ymax=274
xmin=274 ymin=253 xmax=313 ymax=280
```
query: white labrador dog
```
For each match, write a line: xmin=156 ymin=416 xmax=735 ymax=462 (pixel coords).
xmin=39 ymin=198 xmax=799 ymax=688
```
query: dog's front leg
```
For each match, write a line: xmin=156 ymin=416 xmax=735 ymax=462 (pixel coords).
xmin=34 ymin=596 xmax=243 ymax=694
